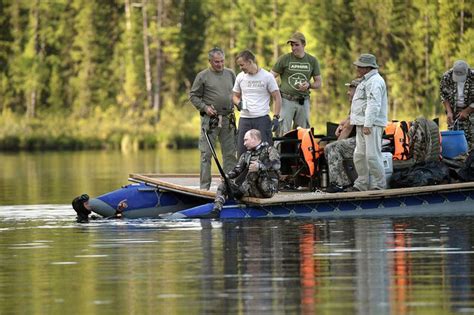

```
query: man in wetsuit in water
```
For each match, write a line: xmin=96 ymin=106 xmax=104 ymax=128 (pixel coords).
xmin=72 ymin=194 xmax=94 ymax=223
xmin=72 ymin=194 xmax=127 ymax=222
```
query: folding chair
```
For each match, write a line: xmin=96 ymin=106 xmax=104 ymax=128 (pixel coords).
xmin=276 ymin=128 xmax=322 ymax=190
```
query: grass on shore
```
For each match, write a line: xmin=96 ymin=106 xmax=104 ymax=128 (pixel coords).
xmin=0 ymin=102 xmax=201 ymax=151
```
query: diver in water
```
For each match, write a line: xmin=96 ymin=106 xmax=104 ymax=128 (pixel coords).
xmin=72 ymin=194 xmax=127 ymax=222
xmin=72 ymin=194 xmax=97 ymax=223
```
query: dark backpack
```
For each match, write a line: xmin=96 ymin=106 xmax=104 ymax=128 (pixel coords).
xmin=408 ymin=117 xmax=441 ymax=163
xmin=390 ymin=161 xmax=450 ymax=188
xmin=458 ymin=150 xmax=474 ymax=181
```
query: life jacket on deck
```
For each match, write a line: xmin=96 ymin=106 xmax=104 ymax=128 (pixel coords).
xmin=297 ymin=128 xmax=321 ymax=176
xmin=385 ymin=121 xmax=411 ymax=160
xmin=278 ymin=127 xmax=322 ymax=191
xmin=279 ymin=128 xmax=321 ymax=178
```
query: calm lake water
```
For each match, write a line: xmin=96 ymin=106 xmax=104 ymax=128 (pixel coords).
xmin=1 ymin=150 xmax=474 ymax=314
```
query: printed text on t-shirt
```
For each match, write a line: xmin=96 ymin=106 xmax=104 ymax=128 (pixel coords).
xmin=245 ymin=80 xmax=265 ymax=88
xmin=289 ymin=62 xmax=310 ymax=71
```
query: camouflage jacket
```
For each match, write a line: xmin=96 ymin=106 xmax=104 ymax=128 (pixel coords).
xmin=228 ymin=142 xmax=280 ymax=180
xmin=439 ymin=68 xmax=474 ymax=110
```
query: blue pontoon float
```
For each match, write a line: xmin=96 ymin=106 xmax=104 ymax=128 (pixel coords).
xmin=89 ymin=174 xmax=474 ymax=219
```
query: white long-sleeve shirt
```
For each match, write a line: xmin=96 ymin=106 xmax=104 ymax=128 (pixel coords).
xmin=350 ymin=69 xmax=388 ymax=128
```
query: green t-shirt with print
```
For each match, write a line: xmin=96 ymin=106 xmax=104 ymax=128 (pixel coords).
xmin=272 ymin=52 xmax=320 ymax=97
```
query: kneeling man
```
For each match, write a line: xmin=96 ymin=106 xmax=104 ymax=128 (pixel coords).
xmin=206 ymin=129 xmax=280 ymax=218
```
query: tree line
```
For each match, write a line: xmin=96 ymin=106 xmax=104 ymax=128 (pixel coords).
xmin=0 ymin=0 xmax=472 ymax=150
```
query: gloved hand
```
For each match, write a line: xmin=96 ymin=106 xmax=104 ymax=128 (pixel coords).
xmin=272 ymin=116 xmax=280 ymax=132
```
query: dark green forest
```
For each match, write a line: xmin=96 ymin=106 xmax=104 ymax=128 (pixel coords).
xmin=0 ymin=0 xmax=472 ymax=150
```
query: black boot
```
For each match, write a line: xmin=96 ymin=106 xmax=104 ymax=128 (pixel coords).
xmin=195 ymin=202 xmax=222 ymax=219
xmin=326 ymin=183 xmax=345 ymax=193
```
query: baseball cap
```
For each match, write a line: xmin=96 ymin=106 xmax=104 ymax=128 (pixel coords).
xmin=287 ymin=32 xmax=306 ymax=44
xmin=453 ymin=60 xmax=469 ymax=82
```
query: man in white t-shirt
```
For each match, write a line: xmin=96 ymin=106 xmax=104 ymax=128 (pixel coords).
xmin=233 ymin=50 xmax=282 ymax=156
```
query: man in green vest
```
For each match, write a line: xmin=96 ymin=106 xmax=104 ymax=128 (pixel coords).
xmin=271 ymin=32 xmax=322 ymax=136
xmin=190 ymin=47 xmax=238 ymax=190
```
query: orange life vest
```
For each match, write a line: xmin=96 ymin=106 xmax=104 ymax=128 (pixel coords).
xmin=297 ymin=128 xmax=320 ymax=176
xmin=385 ymin=121 xmax=411 ymax=160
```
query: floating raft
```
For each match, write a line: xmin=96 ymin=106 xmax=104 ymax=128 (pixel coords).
xmin=126 ymin=174 xmax=474 ymax=219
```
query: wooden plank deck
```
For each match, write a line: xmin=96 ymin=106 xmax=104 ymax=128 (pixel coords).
xmin=246 ymin=182 xmax=474 ymax=205
xmin=129 ymin=173 xmax=474 ymax=206
xmin=129 ymin=174 xmax=219 ymax=199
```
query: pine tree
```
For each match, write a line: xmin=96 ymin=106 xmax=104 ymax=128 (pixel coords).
xmin=70 ymin=0 xmax=121 ymax=116
xmin=310 ymin=0 xmax=354 ymax=125
xmin=0 ymin=0 xmax=14 ymax=113
xmin=179 ymin=0 xmax=207 ymax=93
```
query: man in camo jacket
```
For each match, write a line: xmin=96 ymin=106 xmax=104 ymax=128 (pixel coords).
xmin=200 ymin=129 xmax=280 ymax=218
xmin=440 ymin=60 xmax=474 ymax=150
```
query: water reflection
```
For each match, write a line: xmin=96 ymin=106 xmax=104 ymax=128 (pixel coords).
xmin=354 ymin=219 xmax=391 ymax=315
xmin=213 ymin=218 xmax=474 ymax=314
xmin=1 ymin=207 xmax=474 ymax=314
xmin=0 ymin=150 xmax=201 ymax=205
xmin=445 ymin=221 xmax=473 ymax=313
xmin=3 ymin=149 xmax=472 ymax=313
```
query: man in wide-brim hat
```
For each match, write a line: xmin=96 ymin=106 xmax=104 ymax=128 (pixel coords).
xmin=353 ymin=53 xmax=379 ymax=68
xmin=346 ymin=53 xmax=388 ymax=192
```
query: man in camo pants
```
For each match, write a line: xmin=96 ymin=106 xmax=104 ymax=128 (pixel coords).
xmin=324 ymin=78 xmax=361 ymax=192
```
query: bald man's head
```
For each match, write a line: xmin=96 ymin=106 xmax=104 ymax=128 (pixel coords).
xmin=243 ymin=129 xmax=262 ymax=150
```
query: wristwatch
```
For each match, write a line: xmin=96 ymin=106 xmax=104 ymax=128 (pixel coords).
xmin=273 ymin=114 xmax=280 ymax=119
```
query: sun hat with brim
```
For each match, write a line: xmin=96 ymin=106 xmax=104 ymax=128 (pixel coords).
xmin=452 ymin=60 xmax=469 ymax=83
xmin=353 ymin=53 xmax=379 ymax=68
xmin=345 ymin=78 xmax=362 ymax=88
xmin=287 ymin=32 xmax=306 ymax=44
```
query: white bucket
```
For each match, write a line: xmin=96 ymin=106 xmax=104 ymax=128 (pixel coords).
xmin=369 ymin=152 xmax=393 ymax=188
xmin=382 ymin=152 xmax=393 ymax=174
xmin=382 ymin=152 xmax=393 ymax=188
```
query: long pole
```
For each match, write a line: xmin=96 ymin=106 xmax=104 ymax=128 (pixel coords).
xmin=203 ymin=129 xmax=234 ymax=199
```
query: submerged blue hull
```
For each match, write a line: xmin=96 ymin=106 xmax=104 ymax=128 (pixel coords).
xmin=169 ymin=190 xmax=474 ymax=219
xmin=89 ymin=178 xmax=474 ymax=220
xmin=89 ymin=182 xmax=210 ymax=219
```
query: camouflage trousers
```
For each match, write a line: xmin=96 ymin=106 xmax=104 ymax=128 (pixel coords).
xmin=214 ymin=173 xmax=278 ymax=210
xmin=324 ymin=137 xmax=356 ymax=187
xmin=454 ymin=111 xmax=474 ymax=152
